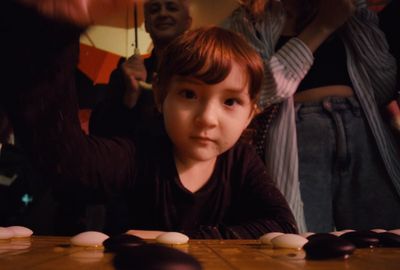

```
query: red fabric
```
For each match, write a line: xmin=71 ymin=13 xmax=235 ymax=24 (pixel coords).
xmin=79 ymin=109 xmax=92 ymax=135
xmin=368 ymin=0 xmax=389 ymax=11
xmin=78 ymin=44 xmax=121 ymax=84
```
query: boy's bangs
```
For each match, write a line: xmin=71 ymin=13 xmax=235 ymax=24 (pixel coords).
xmin=165 ymin=32 xmax=233 ymax=85
xmin=156 ymin=27 xmax=264 ymax=103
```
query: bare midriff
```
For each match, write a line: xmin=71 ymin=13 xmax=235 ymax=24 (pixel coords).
xmin=294 ymin=85 xmax=354 ymax=103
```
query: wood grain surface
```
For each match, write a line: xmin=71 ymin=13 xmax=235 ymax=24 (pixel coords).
xmin=1 ymin=236 xmax=399 ymax=270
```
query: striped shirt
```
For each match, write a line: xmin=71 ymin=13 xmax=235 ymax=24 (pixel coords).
xmin=224 ymin=0 xmax=400 ymax=232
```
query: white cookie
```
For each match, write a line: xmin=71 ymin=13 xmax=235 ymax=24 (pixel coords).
xmin=370 ymin=228 xmax=387 ymax=233
xmin=388 ymin=229 xmax=400 ymax=235
xmin=259 ymin=232 xmax=284 ymax=245
xmin=271 ymin=234 xmax=308 ymax=249
xmin=300 ymin=232 xmax=315 ymax=238
xmin=7 ymin=226 xmax=33 ymax=238
xmin=70 ymin=231 xmax=109 ymax=247
xmin=330 ymin=229 xmax=355 ymax=237
xmin=0 ymin=227 xmax=14 ymax=240
xmin=156 ymin=232 xmax=189 ymax=245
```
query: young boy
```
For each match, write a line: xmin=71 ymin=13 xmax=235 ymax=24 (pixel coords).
xmin=2 ymin=0 xmax=297 ymax=238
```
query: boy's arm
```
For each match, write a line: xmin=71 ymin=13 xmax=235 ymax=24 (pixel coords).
xmin=218 ymin=146 xmax=298 ymax=238
xmin=1 ymin=1 xmax=138 ymax=199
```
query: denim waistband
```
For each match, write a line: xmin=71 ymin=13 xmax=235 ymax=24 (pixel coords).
xmin=295 ymin=96 xmax=361 ymax=115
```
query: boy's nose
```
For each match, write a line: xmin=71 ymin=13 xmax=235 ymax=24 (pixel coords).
xmin=195 ymin=103 xmax=218 ymax=128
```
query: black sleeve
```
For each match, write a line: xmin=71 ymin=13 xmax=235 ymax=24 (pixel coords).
xmin=182 ymin=143 xmax=298 ymax=239
xmin=222 ymin=144 xmax=297 ymax=239
xmin=1 ymin=1 xmax=138 ymax=200
xmin=221 ymin=153 xmax=297 ymax=238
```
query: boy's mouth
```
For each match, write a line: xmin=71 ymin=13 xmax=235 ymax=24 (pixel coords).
xmin=190 ymin=136 xmax=215 ymax=143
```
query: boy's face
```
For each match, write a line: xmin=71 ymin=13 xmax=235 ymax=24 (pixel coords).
xmin=145 ymin=0 xmax=192 ymax=45
xmin=161 ymin=61 xmax=255 ymax=164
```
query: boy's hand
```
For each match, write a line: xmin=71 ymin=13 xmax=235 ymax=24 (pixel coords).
xmin=122 ymin=53 xmax=147 ymax=108
xmin=18 ymin=0 xmax=140 ymax=26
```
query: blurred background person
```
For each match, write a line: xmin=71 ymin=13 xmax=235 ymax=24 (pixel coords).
xmin=379 ymin=0 xmax=400 ymax=135
xmin=89 ymin=0 xmax=192 ymax=139
xmin=224 ymin=0 xmax=400 ymax=232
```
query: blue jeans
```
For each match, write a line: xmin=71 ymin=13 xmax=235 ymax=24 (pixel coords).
xmin=296 ymin=97 xmax=400 ymax=232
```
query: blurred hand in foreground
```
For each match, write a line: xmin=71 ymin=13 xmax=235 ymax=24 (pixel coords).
xmin=19 ymin=0 xmax=141 ymax=26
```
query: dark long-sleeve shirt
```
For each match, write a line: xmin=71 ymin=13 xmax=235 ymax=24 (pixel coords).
xmin=1 ymin=1 xmax=297 ymax=238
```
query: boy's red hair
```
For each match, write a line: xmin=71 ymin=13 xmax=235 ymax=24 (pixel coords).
xmin=154 ymin=26 xmax=264 ymax=107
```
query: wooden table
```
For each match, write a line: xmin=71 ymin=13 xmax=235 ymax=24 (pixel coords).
xmin=1 ymin=236 xmax=400 ymax=269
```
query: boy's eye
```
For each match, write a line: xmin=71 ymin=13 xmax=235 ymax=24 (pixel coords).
xmin=179 ymin=90 xmax=196 ymax=99
xmin=224 ymin=98 xmax=239 ymax=107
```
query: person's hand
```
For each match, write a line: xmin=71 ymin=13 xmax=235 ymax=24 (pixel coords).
xmin=297 ymin=0 xmax=355 ymax=53
xmin=243 ymin=0 xmax=268 ymax=22
xmin=312 ymin=0 xmax=355 ymax=33
xmin=18 ymin=0 xmax=140 ymax=26
xmin=122 ymin=53 xmax=147 ymax=108
xmin=387 ymin=100 xmax=400 ymax=134
xmin=126 ymin=229 xmax=165 ymax=239
xmin=391 ymin=116 xmax=400 ymax=133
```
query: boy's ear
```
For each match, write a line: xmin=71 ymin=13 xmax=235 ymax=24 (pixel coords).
xmin=245 ymin=104 xmax=258 ymax=128
xmin=253 ymin=103 xmax=261 ymax=116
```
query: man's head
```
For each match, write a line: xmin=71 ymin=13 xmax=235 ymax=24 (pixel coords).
xmin=144 ymin=0 xmax=192 ymax=47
